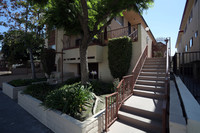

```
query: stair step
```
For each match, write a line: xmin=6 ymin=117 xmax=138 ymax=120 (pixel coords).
xmin=108 ymin=120 xmax=148 ymax=133
xmin=136 ymin=80 xmax=165 ymax=87
xmin=144 ymin=62 xmax=166 ymax=65
xmin=140 ymin=72 xmax=166 ymax=77
xmin=133 ymin=89 xmax=165 ymax=99
xmin=121 ymin=104 xmax=162 ymax=120
xmin=134 ymin=84 xmax=165 ymax=93
xmin=143 ymin=66 xmax=165 ymax=69
xmin=123 ymin=95 xmax=163 ymax=115
xmin=138 ymin=76 xmax=165 ymax=81
xmin=146 ymin=58 xmax=165 ymax=60
xmin=142 ymin=69 xmax=166 ymax=72
xmin=118 ymin=111 xmax=162 ymax=133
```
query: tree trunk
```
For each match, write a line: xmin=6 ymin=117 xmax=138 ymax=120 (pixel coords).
xmin=80 ymin=39 xmax=89 ymax=85
xmin=28 ymin=48 xmax=36 ymax=79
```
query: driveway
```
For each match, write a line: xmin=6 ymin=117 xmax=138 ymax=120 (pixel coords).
xmin=0 ymin=91 xmax=53 ymax=133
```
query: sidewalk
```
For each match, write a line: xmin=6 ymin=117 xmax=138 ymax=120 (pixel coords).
xmin=0 ymin=91 xmax=53 ymax=133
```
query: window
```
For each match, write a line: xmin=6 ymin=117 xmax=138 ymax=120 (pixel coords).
xmin=189 ymin=10 xmax=193 ymax=23
xmin=114 ymin=16 xmax=124 ymax=26
xmin=195 ymin=30 xmax=198 ymax=38
xmin=189 ymin=37 xmax=193 ymax=48
xmin=185 ymin=45 xmax=188 ymax=52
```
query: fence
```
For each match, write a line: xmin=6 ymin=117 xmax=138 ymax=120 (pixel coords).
xmin=173 ymin=51 xmax=200 ymax=103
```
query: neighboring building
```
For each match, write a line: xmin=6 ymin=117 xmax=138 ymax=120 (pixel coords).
xmin=176 ymin=0 xmax=200 ymax=53
xmin=48 ymin=10 xmax=156 ymax=82
xmin=152 ymin=42 xmax=166 ymax=57
xmin=174 ymin=0 xmax=200 ymax=104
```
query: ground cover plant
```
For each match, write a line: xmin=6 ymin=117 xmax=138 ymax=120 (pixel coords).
xmin=23 ymin=83 xmax=54 ymax=101
xmin=8 ymin=78 xmax=47 ymax=87
xmin=22 ymin=77 xmax=115 ymax=121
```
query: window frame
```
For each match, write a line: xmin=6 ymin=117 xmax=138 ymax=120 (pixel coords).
xmin=195 ymin=30 xmax=198 ymax=38
xmin=189 ymin=37 xmax=193 ymax=48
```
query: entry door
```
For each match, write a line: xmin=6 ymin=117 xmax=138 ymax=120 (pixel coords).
xmin=78 ymin=63 xmax=98 ymax=79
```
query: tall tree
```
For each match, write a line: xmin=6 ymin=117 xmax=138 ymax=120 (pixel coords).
xmin=31 ymin=0 xmax=154 ymax=84
xmin=0 ymin=0 xmax=45 ymax=79
xmin=1 ymin=30 xmax=44 ymax=66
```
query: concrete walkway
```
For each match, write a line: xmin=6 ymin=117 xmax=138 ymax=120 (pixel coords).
xmin=0 ymin=91 xmax=53 ymax=133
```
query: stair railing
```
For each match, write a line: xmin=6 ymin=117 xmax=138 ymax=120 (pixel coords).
xmin=105 ymin=45 xmax=148 ymax=131
xmin=128 ymin=30 xmax=138 ymax=41
xmin=162 ymin=39 xmax=169 ymax=133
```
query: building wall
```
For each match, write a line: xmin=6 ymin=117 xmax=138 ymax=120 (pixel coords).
xmin=140 ymin=24 xmax=152 ymax=58
xmin=98 ymin=46 xmax=114 ymax=82
xmin=127 ymin=24 xmax=152 ymax=74
xmin=128 ymin=24 xmax=142 ymax=74
xmin=178 ymin=1 xmax=200 ymax=53
xmin=53 ymin=15 xmax=153 ymax=82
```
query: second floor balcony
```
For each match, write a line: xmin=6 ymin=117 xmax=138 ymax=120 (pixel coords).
xmin=103 ymin=24 xmax=138 ymax=42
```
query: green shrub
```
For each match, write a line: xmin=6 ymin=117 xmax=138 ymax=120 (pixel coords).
xmin=64 ymin=77 xmax=81 ymax=85
xmin=23 ymin=83 xmax=54 ymax=101
xmin=8 ymin=78 xmax=47 ymax=87
xmin=41 ymin=48 xmax=55 ymax=78
xmin=44 ymin=83 xmax=92 ymax=119
xmin=90 ymin=80 xmax=114 ymax=95
xmin=108 ymin=37 xmax=132 ymax=79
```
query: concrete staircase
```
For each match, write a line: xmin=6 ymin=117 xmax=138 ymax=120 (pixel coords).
xmin=108 ymin=58 xmax=166 ymax=133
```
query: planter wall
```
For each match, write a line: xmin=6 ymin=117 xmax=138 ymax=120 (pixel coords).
xmin=18 ymin=91 xmax=105 ymax=133
xmin=2 ymin=82 xmax=26 ymax=99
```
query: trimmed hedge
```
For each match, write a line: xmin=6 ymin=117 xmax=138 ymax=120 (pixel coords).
xmin=108 ymin=37 xmax=132 ymax=79
xmin=41 ymin=48 xmax=56 ymax=77
xmin=8 ymin=78 xmax=47 ymax=87
xmin=23 ymin=83 xmax=54 ymax=101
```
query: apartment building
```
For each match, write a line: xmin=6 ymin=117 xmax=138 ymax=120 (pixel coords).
xmin=176 ymin=0 xmax=200 ymax=52
xmin=47 ymin=10 xmax=156 ymax=82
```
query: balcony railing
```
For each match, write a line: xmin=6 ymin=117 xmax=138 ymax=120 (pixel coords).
xmin=106 ymin=25 xmax=138 ymax=41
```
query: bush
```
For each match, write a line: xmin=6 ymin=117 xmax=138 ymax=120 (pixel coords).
xmin=90 ymin=80 xmax=114 ymax=95
xmin=41 ymin=48 xmax=55 ymax=78
xmin=108 ymin=37 xmax=132 ymax=79
xmin=44 ymin=83 xmax=92 ymax=119
xmin=23 ymin=83 xmax=54 ymax=101
xmin=64 ymin=77 xmax=81 ymax=85
xmin=8 ymin=78 xmax=47 ymax=87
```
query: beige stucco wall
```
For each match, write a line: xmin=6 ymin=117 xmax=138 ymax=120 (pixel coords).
xmin=127 ymin=24 xmax=152 ymax=74
xmin=178 ymin=1 xmax=200 ymax=53
xmin=54 ymin=16 xmax=153 ymax=82
xmin=140 ymin=24 xmax=152 ymax=57
xmin=55 ymin=28 xmax=64 ymax=72
xmin=98 ymin=46 xmax=114 ymax=82
xmin=128 ymin=24 xmax=142 ymax=74
xmin=63 ymin=63 xmax=78 ymax=76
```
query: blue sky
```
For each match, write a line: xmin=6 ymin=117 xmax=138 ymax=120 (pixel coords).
xmin=142 ymin=0 xmax=186 ymax=56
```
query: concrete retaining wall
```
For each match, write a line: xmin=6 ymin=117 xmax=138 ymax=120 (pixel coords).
xmin=2 ymin=83 xmax=26 ymax=99
xmin=169 ymin=80 xmax=186 ymax=133
xmin=18 ymin=91 xmax=105 ymax=133
xmin=174 ymin=75 xmax=200 ymax=133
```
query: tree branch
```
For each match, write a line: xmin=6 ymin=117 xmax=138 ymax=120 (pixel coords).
xmin=88 ymin=16 xmax=114 ymax=43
